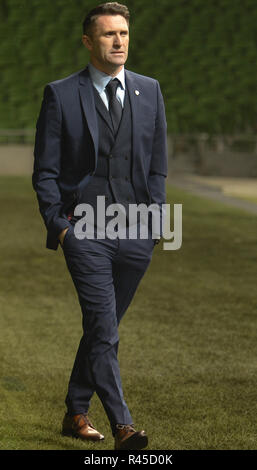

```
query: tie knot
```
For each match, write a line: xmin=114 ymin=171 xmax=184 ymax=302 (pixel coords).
xmin=106 ymin=78 xmax=120 ymax=98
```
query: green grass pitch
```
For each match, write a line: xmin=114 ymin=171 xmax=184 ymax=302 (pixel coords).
xmin=0 ymin=176 xmax=256 ymax=450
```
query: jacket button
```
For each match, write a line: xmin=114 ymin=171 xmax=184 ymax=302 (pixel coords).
xmin=109 ymin=154 xmax=113 ymax=159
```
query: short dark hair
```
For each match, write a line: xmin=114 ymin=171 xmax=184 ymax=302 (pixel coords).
xmin=82 ymin=2 xmax=130 ymax=36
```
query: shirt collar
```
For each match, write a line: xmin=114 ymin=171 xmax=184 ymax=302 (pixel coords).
xmin=88 ymin=63 xmax=125 ymax=94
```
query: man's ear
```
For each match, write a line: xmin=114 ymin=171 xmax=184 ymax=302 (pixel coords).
xmin=82 ymin=34 xmax=93 ymax=51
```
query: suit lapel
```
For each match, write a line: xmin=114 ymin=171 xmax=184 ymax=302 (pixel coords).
xmin=92 ymin=87 xmax=114 ymax=133
xmin=78 ymin=67 xmax=99 ymax=167
xmin=125 ymin=70 xmax=140 ymax=161
xmin=125 ymin=70 xmax=151 ymax=203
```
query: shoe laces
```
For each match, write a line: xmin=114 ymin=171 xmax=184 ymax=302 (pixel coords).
xmin=116 ymin=424 xmax=135 ymax=432
xmin=79 ymin=413 xmax=95 ymax=429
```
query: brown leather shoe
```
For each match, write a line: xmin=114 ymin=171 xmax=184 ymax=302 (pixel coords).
xmin=62 ymin=413 xmax=104 ymax=441
xmin=114 ymin=424 xmax=148 ymax=450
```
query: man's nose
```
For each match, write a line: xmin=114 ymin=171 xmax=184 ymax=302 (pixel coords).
xmin=113 ymin=34 xmax=122 ymax=46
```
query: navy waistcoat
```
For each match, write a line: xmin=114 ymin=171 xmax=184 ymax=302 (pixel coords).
xmin=77 ymin=86 xmax=137 ymax=218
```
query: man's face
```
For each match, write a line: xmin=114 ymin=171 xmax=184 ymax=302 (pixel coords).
xmin=82 ymin=14 xmax=129 ymax=75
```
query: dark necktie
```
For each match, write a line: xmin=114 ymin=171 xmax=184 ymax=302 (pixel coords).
xmin=106 ymin=78 xmax=122 ymax=135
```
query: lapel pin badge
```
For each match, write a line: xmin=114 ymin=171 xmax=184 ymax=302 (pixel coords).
xmin=135 ymin=90 xmax=140 ymax=95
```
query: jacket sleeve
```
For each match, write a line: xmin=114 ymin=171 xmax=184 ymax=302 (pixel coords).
xmin=32 ymin=84 xmax=71 ymax=238
xmin=148 ymin=81 xmax=168 ymax=238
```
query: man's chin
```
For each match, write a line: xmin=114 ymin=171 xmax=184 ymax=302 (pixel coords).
xmin=110 ymin=58 xmax=125 ymax=64
xmin=108 ymin=54 xmax=127 ymax=64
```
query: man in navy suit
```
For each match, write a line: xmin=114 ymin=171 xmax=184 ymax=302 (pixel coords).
xmin=33 ymin=2 xmax=167 ymax=450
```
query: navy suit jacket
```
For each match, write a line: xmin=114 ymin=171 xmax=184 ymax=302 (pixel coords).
xmin=32 ymin=66 xmax=168 ymax=250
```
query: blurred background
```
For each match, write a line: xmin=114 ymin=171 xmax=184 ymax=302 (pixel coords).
xmin=1 ymin=0 xmax=257 ymax=186
xmin=0 ymin=0 xmax=256 ymax=451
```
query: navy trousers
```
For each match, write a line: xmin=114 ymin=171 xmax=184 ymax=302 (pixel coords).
xmin=61 ymin=223 xmax=154 ymax=435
